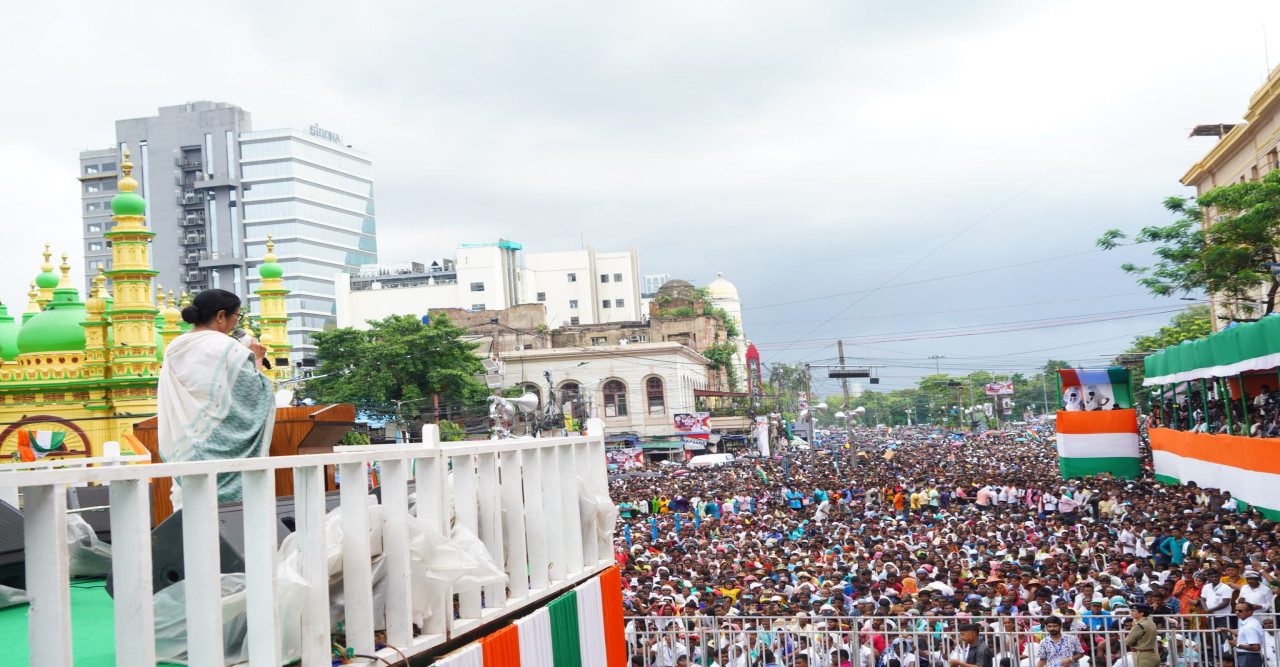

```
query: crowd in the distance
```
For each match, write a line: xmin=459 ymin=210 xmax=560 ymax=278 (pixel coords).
xmin=609 ymin=425 xmax=1280 ymax=667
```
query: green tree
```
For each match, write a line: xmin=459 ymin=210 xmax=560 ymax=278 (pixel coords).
xmin=1098 ymin=170 xmax=1280 ymax=316
xmin=306 ymin=313 xmax=489 ymax=418
xmin=1114 ymin=306 xmax=1212 ymax=406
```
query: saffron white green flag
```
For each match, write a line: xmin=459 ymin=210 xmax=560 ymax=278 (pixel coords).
xmin=1055 ymin=409 xmax=1140 ymax=479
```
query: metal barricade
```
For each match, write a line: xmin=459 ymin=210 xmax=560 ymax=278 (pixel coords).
xmin=621 ymin=613 xmax=1280 ymax=667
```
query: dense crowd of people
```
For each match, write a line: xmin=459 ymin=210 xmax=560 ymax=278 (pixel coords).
xmin=1153 ymin=384 xmax=1280 ymax=437
xmin=609 ymin=425 xmax=1280 ymax=667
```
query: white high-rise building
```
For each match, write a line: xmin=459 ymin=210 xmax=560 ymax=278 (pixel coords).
xmin=521 ymin=247 xmax=641 ymax=328
xmin=81 ymin=103 xmax=377 ymax=360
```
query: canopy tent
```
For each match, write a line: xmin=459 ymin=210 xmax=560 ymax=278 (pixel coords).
xmin=1143 ymin=315 xmax=1280 ymax=385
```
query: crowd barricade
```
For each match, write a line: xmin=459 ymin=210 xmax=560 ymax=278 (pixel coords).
xmin=623 ymin=613 xmax=1280 ymax=667
xmin=0 ymin=421 xmax=615 ymax=667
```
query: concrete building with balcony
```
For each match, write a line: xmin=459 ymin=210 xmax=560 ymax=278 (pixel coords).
xmin=1182 ymin=63 xmax=1280 ymax=330
xmin=80 ymin=102 xmax=376 ymax=358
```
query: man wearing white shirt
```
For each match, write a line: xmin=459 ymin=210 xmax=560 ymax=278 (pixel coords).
xmin=1201 ymin=569 xmax=1235 ymax=632
xmin=1238 ymin=571 xmax=1274 ymax=611
xmin=1119 ymin=524 xmax=1137 ymax=556
xmin=1227 ymin=603 xmax=1266 ymax=667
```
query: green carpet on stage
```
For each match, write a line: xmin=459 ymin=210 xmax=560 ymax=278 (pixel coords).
xmin=0 ymin=582 xmax=182 ymax=666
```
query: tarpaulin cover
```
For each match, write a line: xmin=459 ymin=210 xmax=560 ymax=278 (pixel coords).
xmin=1144 ymin=315 xmax=1280 ymax=385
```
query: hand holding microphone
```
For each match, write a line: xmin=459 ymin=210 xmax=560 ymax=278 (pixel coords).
xmin=231 ymin=328 xmax=272 ymax=370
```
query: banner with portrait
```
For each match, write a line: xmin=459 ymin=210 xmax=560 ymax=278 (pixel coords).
xmin=984 ymin=381 xmax=1014 ymax=396
xmin=673 ymin=412 xmax=712 ymax=438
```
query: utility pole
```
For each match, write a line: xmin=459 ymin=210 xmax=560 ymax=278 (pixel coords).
xmin=838 ymin=340 xmax=855 ymax=470
xmin=804 ymin=362 xmax=814 ymax=448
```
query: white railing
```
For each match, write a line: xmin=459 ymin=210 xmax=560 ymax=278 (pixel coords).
xmin=0 ymin=420 xmax=615 ymax=667
xmin=624 ymin=613 xmax=1280 ymax=667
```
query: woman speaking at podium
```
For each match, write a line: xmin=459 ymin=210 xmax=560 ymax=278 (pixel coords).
xmin=157 ymin=289 xmax=275 ymax=509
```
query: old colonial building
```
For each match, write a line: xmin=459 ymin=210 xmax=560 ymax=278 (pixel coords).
xmin=1182 ymin=63 xmax=1280 ymax=329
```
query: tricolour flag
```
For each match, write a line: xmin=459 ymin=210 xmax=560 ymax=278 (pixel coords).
xmin=1151 ymin=428 xmax=1280 ymax=521
xmin=17 ymin=430 xmax=67 ymax=462
xmin=468 ymin=566 xmax=625 ymax=667
xmin=1059 ymin=367 xmax=1133 ymax=410
xmin=1055 ymin=409 xmax=1140 ymax=479
xmin=755 ymin=465 xmax=770 ymax=484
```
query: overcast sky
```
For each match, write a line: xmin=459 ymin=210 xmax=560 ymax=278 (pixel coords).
xmin=3 ymin=0 xmax=1279 ymax=392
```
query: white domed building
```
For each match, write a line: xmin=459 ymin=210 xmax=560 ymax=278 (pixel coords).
xmin=705 ymin=272 xmax=748 ymax=372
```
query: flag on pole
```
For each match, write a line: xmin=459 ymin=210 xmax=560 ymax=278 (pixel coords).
xmin=1055 ymin=409 xmax=1140 ymax=479
xmin=17 ymin=430 xmax=67 ymax=462
xmin=755 ymin=465 xmax=769 ymax=484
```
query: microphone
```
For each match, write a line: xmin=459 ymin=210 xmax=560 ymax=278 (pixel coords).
xmin=231 ymin=328 xmax=272 ymax=369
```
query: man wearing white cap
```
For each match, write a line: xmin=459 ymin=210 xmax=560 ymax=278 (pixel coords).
xmin=1238 ymin=571 xmax=1274 ymax=612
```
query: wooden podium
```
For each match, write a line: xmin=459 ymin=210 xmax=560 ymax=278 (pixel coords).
xmin=131 ymin=404 xmax=358 ymax=525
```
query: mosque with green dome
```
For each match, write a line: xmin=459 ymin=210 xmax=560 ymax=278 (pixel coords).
xmin=0 ymin=150 xmax=292 ymax=460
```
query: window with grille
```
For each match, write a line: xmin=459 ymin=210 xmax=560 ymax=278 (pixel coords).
xmin=603 ymin=380 xmax=628 ymax=417
xmin=647 ymin=377 xmax=665 ymax=414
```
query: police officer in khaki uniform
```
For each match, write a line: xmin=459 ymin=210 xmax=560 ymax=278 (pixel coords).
xmin=1125 ymin=603 xmax=1159 ymax=667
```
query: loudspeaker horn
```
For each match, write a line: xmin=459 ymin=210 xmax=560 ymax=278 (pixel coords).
xmin=513 ymin=393 xmax=539 ymax=413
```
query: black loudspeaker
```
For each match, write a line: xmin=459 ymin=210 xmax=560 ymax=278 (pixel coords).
xmin=106 ymin=500 xmax=291 ymax=598
xmin=67 ymin=486 xmax=114 ymax=544
xmin=0 ymin=501 xmax=24 ymax=590
xmin=273 ymin=490 xmax=343 ymax=533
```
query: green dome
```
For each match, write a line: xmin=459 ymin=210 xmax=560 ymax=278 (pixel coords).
xmin=35 ymin=270 xmax=58 ymax=290
xmin=111 ymin=191 xmax=147 ymax=217
xmin=17 ymin=289 xmax=86 ymax=354
xmin=0 ymin=306 xmax=19 ymax=360
xmin=258 ymin=261 xmax=284 ymax=280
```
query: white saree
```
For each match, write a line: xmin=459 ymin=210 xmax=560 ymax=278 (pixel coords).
xmin=157 ymin=330 xmax=276 ymax=508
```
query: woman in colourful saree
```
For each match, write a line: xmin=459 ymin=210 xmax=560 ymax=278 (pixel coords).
xmin=157 ymin=289 xmax=274 ymax=508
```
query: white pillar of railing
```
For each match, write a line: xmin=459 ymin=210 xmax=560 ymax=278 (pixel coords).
xmin=380 ymin=456 xmax=414 ymax=648
xmin=25 ymin=484 xmax=72 ymax=667
xmin=181 ymin=473 xmax=224 ymax=667
xmin=451 ymin=449 xmax=482 ymax=619
xmin=476 ymin=451 xmax=505 ymax=612
xmin=109 ymin=478 xmax=155 ymax=666
xmin=293 ymin=465 xmax=331 ymax=667
xmin=576 ymin=440 xmax=598 ymax=566
xmin=415 ymin=424 xmax=450 ymax=637
xmin=522 ymin=445 xmax=550 ymax=592
xmin=500 ymin=448 xmax=530 ymax=601
xmin=584 ymin=419 xmax=610 ymax=563
xmin=338 ymin=461 xmax=375 ymax=654
xmin=540 ymin=444 xmax=567 ymax=583
xmin=242 ymin=468 xmax=280 ymax=666
xmin=558 ymin=443 xmax=585 ymax=575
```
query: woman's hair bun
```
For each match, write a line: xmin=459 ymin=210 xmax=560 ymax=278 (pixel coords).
xmin=181 ymin=305 xmax=202 ymax=324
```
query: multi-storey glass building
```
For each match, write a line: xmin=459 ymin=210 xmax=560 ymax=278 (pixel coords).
xmin=239 ymin=128 xmax=377 ymax=357
xmin=80 ymin=103 xmax=377 ymax=360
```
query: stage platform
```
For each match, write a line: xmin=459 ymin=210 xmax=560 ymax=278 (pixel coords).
xmin=0 ymin=580 xmax=181 ymax=666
